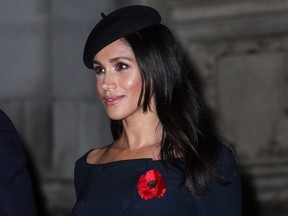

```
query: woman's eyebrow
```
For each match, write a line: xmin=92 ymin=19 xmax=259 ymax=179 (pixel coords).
xmin=92 ymin=56 xmax=133 ymax=66
xmin=109 ymin=56 xmax=132 ymax=63
xmin=92 ymin=60 xmax=101 ymax=66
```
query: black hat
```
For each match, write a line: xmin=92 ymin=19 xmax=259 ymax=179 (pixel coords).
xmin=83 ymin=5 xmax=161 ymax=69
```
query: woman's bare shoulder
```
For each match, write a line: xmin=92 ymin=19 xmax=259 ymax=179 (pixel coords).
xmin=86 ymin=144 xmax=112 ymax=164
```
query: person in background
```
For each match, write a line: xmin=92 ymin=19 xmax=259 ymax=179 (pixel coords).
xmin=72 ymin=5 xmax=242 ymax=216
xmin=0 ymin=110 xmax=37 ymax=215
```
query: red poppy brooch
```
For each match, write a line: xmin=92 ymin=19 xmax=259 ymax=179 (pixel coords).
xmin=137 ymin=169 xmax=166 ymax=200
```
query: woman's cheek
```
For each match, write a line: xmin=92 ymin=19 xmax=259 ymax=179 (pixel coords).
xmin=96 ymin=79 xmax=103 ymax=95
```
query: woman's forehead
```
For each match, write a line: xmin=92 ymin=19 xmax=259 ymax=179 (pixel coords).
xmin=93 ymin=39 xmax=135 ymax=63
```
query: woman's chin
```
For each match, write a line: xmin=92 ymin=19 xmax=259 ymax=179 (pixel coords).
xmin=106 ymin=113 xmax=124 ymax=121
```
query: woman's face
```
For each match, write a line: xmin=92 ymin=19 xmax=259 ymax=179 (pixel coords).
xmin=92 ymin=38 xmax=143 ymax=120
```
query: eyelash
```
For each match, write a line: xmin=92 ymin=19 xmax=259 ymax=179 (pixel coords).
xmin=93 ymin=62 xmax=129 ymax=75
xmin=116 ymin=62 xmax=129 ymax=71
xmin=93 ymin=66 xmax=104 ymax=75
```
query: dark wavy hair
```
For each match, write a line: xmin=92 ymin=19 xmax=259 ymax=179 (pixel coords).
xmin=111 ymin=24 xmax=225 ymax=195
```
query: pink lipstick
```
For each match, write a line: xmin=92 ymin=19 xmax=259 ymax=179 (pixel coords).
xmin=103 ymin=95 xmax=124 ymax=106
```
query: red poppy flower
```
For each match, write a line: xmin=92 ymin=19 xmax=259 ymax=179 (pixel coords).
xmin=137 ymin=169 xmax=166 ymax=200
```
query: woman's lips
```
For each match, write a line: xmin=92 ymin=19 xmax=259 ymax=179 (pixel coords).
xmin=103 ymin=95 xmax=124 ymax=106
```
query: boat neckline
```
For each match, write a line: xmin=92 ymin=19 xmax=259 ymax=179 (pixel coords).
xmin=85 ymin=157 xmax=183 ymax=166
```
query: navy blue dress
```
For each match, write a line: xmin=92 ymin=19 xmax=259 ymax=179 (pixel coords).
xmin=72 ymin=147 xmax=242 ymax=216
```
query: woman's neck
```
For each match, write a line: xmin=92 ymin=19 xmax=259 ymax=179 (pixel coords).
xmin=117 ymin=110 xmax=162 ymax=150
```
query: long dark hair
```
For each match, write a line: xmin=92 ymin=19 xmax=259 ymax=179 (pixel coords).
xmin=111 ymin=24 xmax=225 ymax=195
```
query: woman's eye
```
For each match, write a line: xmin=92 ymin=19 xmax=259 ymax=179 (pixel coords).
xmin=93 ymin=66 xmax=104 ymax=75
xmin=116 ymin=63 xmax=128 ymax=71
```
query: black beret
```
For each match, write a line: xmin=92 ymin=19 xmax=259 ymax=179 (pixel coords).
xmin=83 ymin=5 xmax=161 ymax=69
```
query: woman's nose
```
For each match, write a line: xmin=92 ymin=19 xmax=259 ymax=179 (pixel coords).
xmin=101 ymin=73 xmax=116 ymax=90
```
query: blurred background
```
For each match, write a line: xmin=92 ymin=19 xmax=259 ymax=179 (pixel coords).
xmin=0 ymin=0 xmax=288 ymax=215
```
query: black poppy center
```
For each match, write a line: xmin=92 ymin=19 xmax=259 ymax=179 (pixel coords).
xmin=147 ymin=180 xmax=157 ymax=188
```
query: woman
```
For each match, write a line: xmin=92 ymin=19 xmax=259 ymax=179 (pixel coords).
xmin=72 ymin=5 xmax=242 ymax=216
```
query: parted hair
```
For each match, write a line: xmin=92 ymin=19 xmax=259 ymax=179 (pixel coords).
xmin=111 ymin=24 xmax=226 ymax=195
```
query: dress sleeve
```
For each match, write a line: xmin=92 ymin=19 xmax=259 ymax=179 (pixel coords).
xmin=74 ymin=151 xmax=90 ymax=197
xmin=194 ymin=146 xmax=242 ymax=216
xmin=73 ymin=158 xmax=82 ymax=197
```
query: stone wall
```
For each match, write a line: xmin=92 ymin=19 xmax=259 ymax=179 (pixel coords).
xmin=164 ymin=0 xmax=288 ymax=215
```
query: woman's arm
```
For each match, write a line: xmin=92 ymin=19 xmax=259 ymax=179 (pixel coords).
xmin=194 ymin=147 xmax=243 ymax=216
